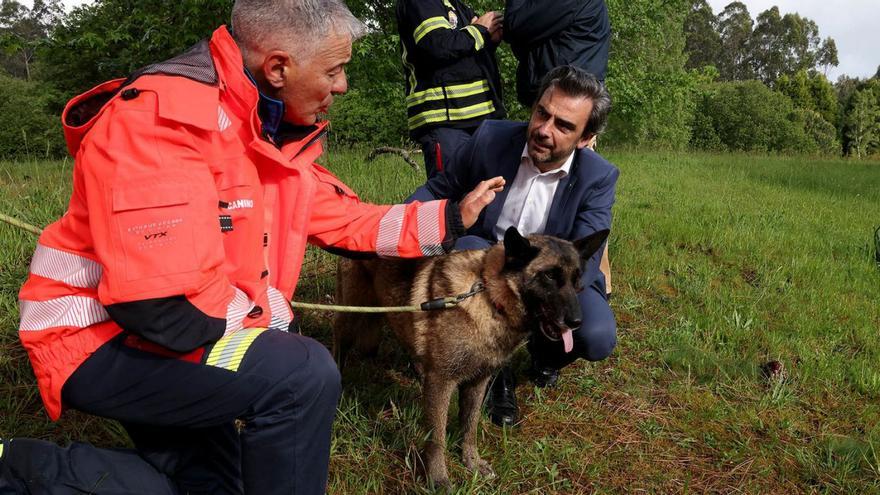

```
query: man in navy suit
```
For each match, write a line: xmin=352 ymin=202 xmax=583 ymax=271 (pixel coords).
xmin=410 ymin=66 xmax=618 ymax=426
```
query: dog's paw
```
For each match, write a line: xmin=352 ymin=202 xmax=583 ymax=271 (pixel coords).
xmin=428 ymin=473 xmax=451 ymax=489
xmin=465 ymin=457 xmax=496 ymax=478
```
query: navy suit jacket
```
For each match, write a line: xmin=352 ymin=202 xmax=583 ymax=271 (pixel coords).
xmin=410 ymin=120 xmax=619 ymax=292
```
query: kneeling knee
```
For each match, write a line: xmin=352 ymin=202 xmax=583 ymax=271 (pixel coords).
xmin=583 ymin=322 xmax=617 ymax=362
xmin=305 ymin=340 xmax=341 ymax=395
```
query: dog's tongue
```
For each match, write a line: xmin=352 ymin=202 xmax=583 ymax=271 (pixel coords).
xmin=562 ymin=329 xmax=574 ymax=353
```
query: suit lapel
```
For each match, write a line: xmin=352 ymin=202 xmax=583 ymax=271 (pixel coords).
xmin=545 ymin=152 xmax=581 ymax=236
xmin=481 ymin=130 xmax=527 ymax=235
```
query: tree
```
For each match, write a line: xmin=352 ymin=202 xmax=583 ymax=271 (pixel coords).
xmin=605 ymin=0 xmax=697 ymax=149
xmin=716 ymin=2 xmax=754 ymax=80
xmin=684 ymin=0 xmax=721 ymax=71
xmin=844 ymin=87 xmax=880 ymax=159
xmin=0 ymin=0 xmax=64 ymax=80
xmin=777 ymin=69 xmax=837 ymax=127
xmin=750 ymin=7 xmax=827 ymax=84
xmin=750 ymin=6 xmax=786 ymax=83
xmin=40 ymin=0 xmax=229 ymax=97
xmin=817 ymin=38 xmax=838 ymax=77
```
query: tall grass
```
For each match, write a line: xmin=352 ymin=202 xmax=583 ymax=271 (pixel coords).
xmin=1 ymin=149 xmax=878 ymax=493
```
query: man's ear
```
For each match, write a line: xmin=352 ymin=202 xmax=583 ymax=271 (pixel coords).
xmin=576 ymin=132 xmax=595 ymax=150
xmin=573 ymin=229 xmax=609 ymax=262
xmin=261 ymin=50 xmax=291 ymax=89
xmin=503 ymin=227 xmax=540 ymax=270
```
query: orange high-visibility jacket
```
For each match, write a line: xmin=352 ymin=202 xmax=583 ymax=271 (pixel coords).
xmin=18 ymin=26 xmax=460 ymax=420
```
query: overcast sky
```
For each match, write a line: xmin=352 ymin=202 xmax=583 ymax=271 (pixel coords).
xmin=23 ymin=0 xmax=879 ymax=81
xmin=706 ymin=0 xmax=878 ymax=81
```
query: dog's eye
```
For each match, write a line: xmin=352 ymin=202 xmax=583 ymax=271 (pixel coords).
xmin=542 ymin=271 xmax=555 ymax=282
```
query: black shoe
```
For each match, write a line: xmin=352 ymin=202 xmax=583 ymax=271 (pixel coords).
xmin=528 ymin=363 xmax=560 ymax=388
xmin=485 ymin=366 xmax=518 ymax=427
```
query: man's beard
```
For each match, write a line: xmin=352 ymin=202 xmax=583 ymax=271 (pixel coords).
xmin=529 ymin=134 xmax=575 ymax=166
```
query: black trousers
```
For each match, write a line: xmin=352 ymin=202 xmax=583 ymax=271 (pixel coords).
xmin=0 ymin=329 xmax=341 ymax=494
xmin=415 ymin=126 xmax=476 ymax=179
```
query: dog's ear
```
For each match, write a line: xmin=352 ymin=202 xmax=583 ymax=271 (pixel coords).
xmin=503 ymin=227 xmax=540 ymax=270
xmin=573 ymin=229 xmax=609 ymax=263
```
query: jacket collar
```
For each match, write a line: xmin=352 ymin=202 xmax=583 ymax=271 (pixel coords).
xmin=481 ymin=125 xmax=584 ymax=237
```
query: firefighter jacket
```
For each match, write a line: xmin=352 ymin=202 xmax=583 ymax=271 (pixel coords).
xmin=504 ymin=0 xmax=610 ymax=107
xmin=396 ymin=0 xmax=505 ymax=138
xmin=18 ymin=26 xmax=463 ymax=420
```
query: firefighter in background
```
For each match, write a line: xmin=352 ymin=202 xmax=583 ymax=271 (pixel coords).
xmin=396 ymin=0 xmax=506 ymax=178
xmin=503 ymin=0 xmax=611 ymax=108
xmin=0 ymin=0 xmax=504 ymax=493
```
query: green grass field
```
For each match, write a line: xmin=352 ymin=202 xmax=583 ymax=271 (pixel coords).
xmin=1 ymin=149 xmax=879 ymax=494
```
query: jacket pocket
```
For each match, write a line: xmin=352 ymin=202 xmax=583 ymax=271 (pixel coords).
xmin=111 ymin=180 xmax=199 ymax=282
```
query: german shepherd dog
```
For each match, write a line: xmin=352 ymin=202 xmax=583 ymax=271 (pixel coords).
xmin=333 ymin=227 xmax=608 ymax=487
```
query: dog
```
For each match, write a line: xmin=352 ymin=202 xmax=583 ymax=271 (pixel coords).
xmin=333 ymin=227 xmax=609 ymax=487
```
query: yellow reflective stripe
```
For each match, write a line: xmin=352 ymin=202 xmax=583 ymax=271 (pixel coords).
xmin=408 ymin=100 xmax=496 ymax=129
xmin=0 ymin=441 xmax=4 ymax=459
xmin=401 ymin=44 xmax=418 ymax=93
xmin=464 ymin=25 xmax=484 ymax=51
xmin=206 ymin=328 xmax=267 ymax=372
xmin=442 ymin=0 xmax=454 ymax=9
xmin=405 ymin=80 xmax=490 ymax=107
xmin=414 ymin=16 xmax=452 ymax=44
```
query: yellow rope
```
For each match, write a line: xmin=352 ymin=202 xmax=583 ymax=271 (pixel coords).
xmin=0 ymin=212 xmax=42 ymax=235
xmin=290 ymin=301 xmax=424 ymax=313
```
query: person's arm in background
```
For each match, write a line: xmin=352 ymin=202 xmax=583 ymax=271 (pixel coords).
xmin=404 ymin=0 xmax=502 ymax=62
xmin=503 ymin=0 xmax=580 ymax=45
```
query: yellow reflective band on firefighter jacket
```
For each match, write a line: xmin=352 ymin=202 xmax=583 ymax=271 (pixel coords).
xmin=396 ymin=0 xmax=505 ymax=136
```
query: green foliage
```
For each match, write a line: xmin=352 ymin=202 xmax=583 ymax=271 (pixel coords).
xmin=604 ymin=0 xmax=697 ymax=149
xmin=38 ymin=0 xmax=230 ymax=99
xmin=692 ymin=80 xmax=826 ymax=154
xmin=0 ymin=72 xmax=65 ymax=159
xmin=716 ymin=1 xmax=754 ymax=81
xmin=776 ymin=70 xmax=837 ymax=127
xmin=684 ymin=0 xmax=721 ymax=71
xmin=788 ymin=108 xmax=839 ymax=155
xmin=843 ymin=85 xmax=880 ymax=159
xmin=0 ymin=0 xmax=63 ymax=80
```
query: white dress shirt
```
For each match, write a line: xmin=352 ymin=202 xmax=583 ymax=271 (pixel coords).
xmin=494 ymin=146 xmax=574 ymax=240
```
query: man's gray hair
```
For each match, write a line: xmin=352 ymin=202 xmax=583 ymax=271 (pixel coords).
xmin=232 ymin=0 xmax=367 ymax=60
xmin=536 ymin=65 xmax=612 ymax=138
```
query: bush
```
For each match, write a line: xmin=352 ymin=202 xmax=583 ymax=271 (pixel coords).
xmin=0 ymin=73 xmax=66 ymax=160
xmin=788 ymin=108 xmax=840 ymax=155
xmin=693 ymin=80 xmax=820 ymax=154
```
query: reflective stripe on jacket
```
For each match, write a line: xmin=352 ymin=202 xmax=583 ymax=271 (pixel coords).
xmin=396 ymin=0 xmax=505 ymax=136
xmin=18 ymin=26 xmax=461 ymax=420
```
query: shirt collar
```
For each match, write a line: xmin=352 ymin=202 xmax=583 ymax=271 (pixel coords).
xmin=521 ymin=145 xmax=574 ymax=177
xmin=243 ymin=67 xmax=285 ymax=141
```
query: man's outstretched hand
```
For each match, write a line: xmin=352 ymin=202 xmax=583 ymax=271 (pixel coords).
xmin=459 ymin=176 xmax=505 ymax=229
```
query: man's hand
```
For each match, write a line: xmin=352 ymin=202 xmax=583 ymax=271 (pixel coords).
xmin=472 ymin=11 xmax=503 ymax=39
xmin=459 ymin=176 xmax=505 ymax=229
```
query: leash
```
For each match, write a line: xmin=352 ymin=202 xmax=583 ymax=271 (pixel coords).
xmin=0 ymin=212 xmax=43 ymax=236
xmin=0 ymin=211 xmax=485 ymax=313
xmin=290 ymin=281 xmax=485 ymax=313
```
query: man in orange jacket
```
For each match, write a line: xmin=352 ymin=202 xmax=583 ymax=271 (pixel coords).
xmin=0 ymin=1 xmax=503 ymax=493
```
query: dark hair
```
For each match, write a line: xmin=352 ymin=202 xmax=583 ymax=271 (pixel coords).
xmin=535 ymin=65 xmax=612 ymax=138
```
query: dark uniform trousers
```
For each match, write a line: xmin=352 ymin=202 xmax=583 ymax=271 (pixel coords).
xmin=416 ymin=127 xmax=477 ymax=180
xmin=0 ymin=329 xmax=341 ymax=495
